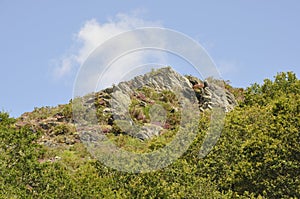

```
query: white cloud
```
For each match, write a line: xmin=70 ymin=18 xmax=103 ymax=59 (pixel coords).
xmin=54 ymin=12 xmax=222 ymax=96
xmin=54 ymin=13 xmax=162 ymax=80
xmin=53 ymin=55 xmax=75 ymax=78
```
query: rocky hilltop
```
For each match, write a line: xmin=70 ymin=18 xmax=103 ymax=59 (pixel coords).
xmin=17 ymin=67 xmax=237 ymax=146
xmin=4 ymin=70 xmax=299 ymax=198
xmin=112 ymin=67 xmax=236 ymax=113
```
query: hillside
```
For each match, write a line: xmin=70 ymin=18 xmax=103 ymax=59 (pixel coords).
xmin=16 ymin=67 xmax=237 ymax=148
xmin=0 ymin=68 xmax=299 ymax=198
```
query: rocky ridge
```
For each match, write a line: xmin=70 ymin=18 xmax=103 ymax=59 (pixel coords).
xmin=75 ymin=67 xmax=237 ymax=140
xmin=17 ymin=67 xmax=237 ymax=146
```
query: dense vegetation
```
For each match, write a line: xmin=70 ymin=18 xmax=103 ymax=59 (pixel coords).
xmin=0 ymin=72 xmax=299 ymax=198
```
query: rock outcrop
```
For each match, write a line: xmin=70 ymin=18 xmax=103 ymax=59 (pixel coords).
xmin=75 ymin=67 xmax=237 ymax=140
xmin=185 ymin=75 xmax=237 ymax=112
xmin=17 ymin=67 xmax=238 ymax=145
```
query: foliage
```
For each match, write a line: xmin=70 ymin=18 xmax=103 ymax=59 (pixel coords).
xmin=195 ymin=72 xmax=300 ymax=198
xmin=128 ymin=86 xmax=181 ymax=129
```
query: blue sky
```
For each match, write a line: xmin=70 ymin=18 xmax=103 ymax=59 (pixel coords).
xmin=1 ymin=0 xmax=299 ymax=117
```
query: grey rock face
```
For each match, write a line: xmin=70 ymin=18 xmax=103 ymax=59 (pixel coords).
xmin=136 ymin=124 xmax=163 ymax=140
xmin=79 ymin=67 xmax=237 ymax=140
xmin=114 ymin=67 xmax=193 ymax=94
xmin=109 ymin=67 xmax=197 ymax=139
xmin=202 ymin=82 xmax=237 ymax=112
xmin=186 ymin=74 xmax=237 ymax=112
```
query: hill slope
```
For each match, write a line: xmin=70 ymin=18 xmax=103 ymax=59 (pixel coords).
xmin=0 ymin=69 xmax=299 ymax=198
